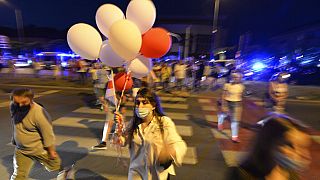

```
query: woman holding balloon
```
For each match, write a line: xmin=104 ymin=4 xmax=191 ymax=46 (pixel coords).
xmin=115 ymin=87 xmax=187 ymax=180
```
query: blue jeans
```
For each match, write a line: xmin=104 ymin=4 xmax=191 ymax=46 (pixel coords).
xmin=218 ymin=101 xmax=242 ymax=137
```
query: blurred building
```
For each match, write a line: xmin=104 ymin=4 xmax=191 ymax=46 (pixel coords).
xmin=268 ymin=22 xmax=320 ymax=55
xmin=157 ymin=18 xmax=229 ymax=59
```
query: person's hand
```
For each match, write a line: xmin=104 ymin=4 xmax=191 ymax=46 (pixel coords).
xmin=158 ymin=145 xmax=175 ymax=165
xmin=103 ymin=104 xmax=108 ymax=113
xmin=114 ymin=111 xmax=123 ymax=123
xmin=48 ymin=150 xmax=58 ymax=160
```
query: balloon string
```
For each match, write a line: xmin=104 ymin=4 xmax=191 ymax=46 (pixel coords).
xmin=116 ymin=71 xmax=131 ymax=112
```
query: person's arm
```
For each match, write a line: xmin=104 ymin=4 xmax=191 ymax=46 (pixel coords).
xmin=35 ymin=107 xmax=58 ymax=159
xmin=158 ymin=117 xmax=187 ymax=166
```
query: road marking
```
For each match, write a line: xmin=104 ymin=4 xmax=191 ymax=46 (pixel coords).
xmin=53 ymin=117 xmax=193 ymax=137
xmin=221 ymin=150 xmax=247 ymax=166
xmin=53 ymin=117 xmax=105 ymax=128
xmin=205 ymin=115 xmax=218 ymax=123
xmin=159 ymin=96 xmax=187 ymax=102
xmin=55 ymin=135 xmax=198 ymax=165
xmin=198 ymin=99 xmax=211 ymax=103
xmin=176 ymin=125 xmax=193 ymax=137
xmin=72 ymin=107 xmax=190 ymax=121
xmin=211 ymin=129 xmax=230 ymax=140
xmin=201 ymin=105 xmax=217 ymax=111
xmin=73 ymin=107 xmax=105 ymax=115
xmin=126 ymin=101 xmax=188 ymax=109
xmin=311 ymin=136 xmax=320 ymax=144
xmin=0 ymin=90 xmax=61 ymax=108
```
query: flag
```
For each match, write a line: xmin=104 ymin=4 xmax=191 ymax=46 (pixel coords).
xmin=105 ymin=80 xmax=118 ymax=106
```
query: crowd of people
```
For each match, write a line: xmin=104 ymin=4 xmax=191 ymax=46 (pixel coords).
xmin=7 ymin=57 xmax=312 ymax=180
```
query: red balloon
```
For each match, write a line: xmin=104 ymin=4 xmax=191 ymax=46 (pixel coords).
xmin=114 ymin=72 xmax=133 ymax=91
xmin=140 ymin=27 xmax=172 ymax=58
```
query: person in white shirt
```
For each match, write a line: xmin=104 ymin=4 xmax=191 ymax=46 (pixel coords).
xmin=268 ymin=72 xmax=289 ymax=113
xmin=217 ymin=72 xmax=245 ymax=143
xmin=174 ymin=60 xmax=187 ymax=90
xmin=115 ymin=87 xmax=187 ymax=180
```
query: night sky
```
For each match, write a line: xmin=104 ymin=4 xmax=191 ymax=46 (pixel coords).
xmin=1 ymin=0 xmax=320 ymax=41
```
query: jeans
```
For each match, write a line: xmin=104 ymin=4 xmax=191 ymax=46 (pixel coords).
xmin=218 ymin=101 xmax=242 ymax=137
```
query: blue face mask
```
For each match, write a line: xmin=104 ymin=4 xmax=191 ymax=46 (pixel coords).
xmin=274 ymin=151 xmax=307 ymax=171
xmin=10 ymin=102 xmax=31 ymax=124
xmin=135 ymin=108 xmax=151 ymax=119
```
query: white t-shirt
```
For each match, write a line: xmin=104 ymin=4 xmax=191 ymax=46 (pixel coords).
xmin=223 ymin=83 xmax=245 ymax=102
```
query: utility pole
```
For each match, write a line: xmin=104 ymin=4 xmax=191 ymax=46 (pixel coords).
xmin=184 ymin=26 xmax=191 ymax=60
xmin=211 ymin=0 xmax=220 ymax=59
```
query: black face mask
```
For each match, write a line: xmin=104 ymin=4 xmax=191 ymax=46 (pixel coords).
xmin=10 ymin=103 xmax=31 ymax=124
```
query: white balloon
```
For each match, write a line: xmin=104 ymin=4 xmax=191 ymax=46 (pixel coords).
xmin=96 ymin=4 xmax=125 ymax=38
xmin=128 ymin=55 xmax=152 ymax=78
xmin=67 ymin=23 xmax=102 ymax=60
xmin=109 ymin=20 xmax=142 ymax=61
xmin=126 ymin=0 xmax=156 ymax=34
xmin=99 ymin=41 xmax=125 ymax=67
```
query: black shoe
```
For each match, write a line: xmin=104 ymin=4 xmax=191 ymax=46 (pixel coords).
xmin=92 ymin=141 xmax=107 ymax=150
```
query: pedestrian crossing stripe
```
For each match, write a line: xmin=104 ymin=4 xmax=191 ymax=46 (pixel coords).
xmin=0 ymin=90 xmax=61 ymax=108
xmin=159 ymin=96 xmax=187 ymax=102
xmin=205 ymin=115 xmax=218 ymax=123
xmin=53 ymin=116 xmax=193 ymax=137
xmin=201 ymin=105 xmax=217 ymax=111
xmin=73 ymin=107 xmax=105 ymax=115
xmin=221 ymin=150 xmax=247 ymax=166
xmin=198 ymin=99 xmax=211 ymax=103
xmin=210 ymin=129 xmax=231 ymax=140
xmin=72 ymin=107 xmax=190 ymax=121
xmin=311 ymin=136 xmax=320 ymax=144
xmin=54 ymin=135 xmax=197 ymax=165
xmin=175 ymin=126 xmax=193 ymax=137
xmin=126 ymin=101 xmax=188 ymax=109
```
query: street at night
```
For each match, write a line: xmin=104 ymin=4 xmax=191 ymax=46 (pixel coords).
xmin=1 ymin=0 xmax=320 ymax=179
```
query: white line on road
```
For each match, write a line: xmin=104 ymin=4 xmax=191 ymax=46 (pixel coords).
xmin=126 ymin=101 xmax=188 ymax=109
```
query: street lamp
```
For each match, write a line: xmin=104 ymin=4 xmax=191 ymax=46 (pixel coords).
xmin=0 ymin=0 xmax=24 ymax=43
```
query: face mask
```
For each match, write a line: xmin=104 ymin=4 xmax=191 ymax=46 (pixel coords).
xmin=274 ymin=151 xmax=307 ymax=171
xmin=10 ymin=103 xmax=31 ymax=124
xmin=135 ymin=108 xmax=151 ymax=119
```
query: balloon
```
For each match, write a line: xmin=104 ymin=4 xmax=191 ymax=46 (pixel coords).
xmin=127 ymin=55 xmax=152 ymax=78
xmin=96 ymin=4 xmax=125 ymax=38
xmin=114 ymin=72 xmax=133 ymax=91
xmin=126 ymin=0 xmax=156 ymax=34
xmin=67 ymin=23 xmax=102 ymax=60
xmin=99 ymin=41 xmax=125 ymax=67
xmin=140 ymin=28 xmax=172 ymax=58
xmin=109 ymin=20 xmax=142 ymax=61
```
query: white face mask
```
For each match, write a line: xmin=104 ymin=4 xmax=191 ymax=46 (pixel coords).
xmin=135 ymin=108 xmax=151 ymax=118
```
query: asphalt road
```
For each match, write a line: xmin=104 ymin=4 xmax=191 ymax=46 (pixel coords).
xmin=0 ymin=86 xmax=227 ymax=179
xmin=0 ymin=73 xmax=319 ymax=179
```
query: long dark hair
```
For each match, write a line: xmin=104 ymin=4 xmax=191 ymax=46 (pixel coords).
xmin=127 ymin=87 xmax=165 ymax=147
xmin=240 ymin=113 xmax=308 ymax=177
